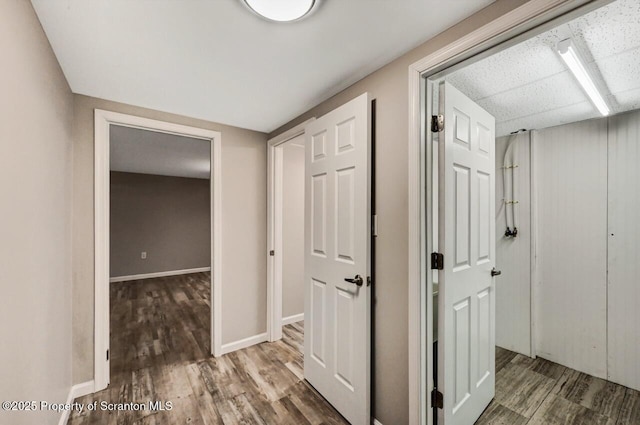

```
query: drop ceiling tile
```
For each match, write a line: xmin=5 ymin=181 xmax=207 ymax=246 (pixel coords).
xmin=496 ymin=101 xmax=597 ymax=137
xmin=477 ymin=71 xmax=587 ymax=123
xmin=568 ymin=0 xmax=640 ymax=61
xmin=445 ymin=37 xmax=566 ymax=101
xmin=597 ymin=47 xmax=640 ymax=94
xmin=610 ymin=87 xmax=640 ymax=112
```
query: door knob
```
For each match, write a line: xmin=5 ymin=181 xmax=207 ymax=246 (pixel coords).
xmin=344 ymin=274 xmax=364 ymax=287
xmin=491 ymin=268 xmax=502 ymax=277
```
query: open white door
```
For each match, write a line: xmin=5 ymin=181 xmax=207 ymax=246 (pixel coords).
xmin=304 ymin=93 xmax=371 ymax=425
xmin=437 ymin=82 xmax=496 ymax=425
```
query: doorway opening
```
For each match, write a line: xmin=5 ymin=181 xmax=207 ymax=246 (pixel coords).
xmin=267 ymin=120 xmax=313 ymax=343
xmin=109 ymin=125 xmax=212 ymax=391
xmin=93 ymin=111 xmax=222 ymax=391
xmin=413 ymin=0 xmax=640 ymax=424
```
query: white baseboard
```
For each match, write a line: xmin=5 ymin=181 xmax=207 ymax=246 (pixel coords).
xmin=221 ymin=332 xmax=268 ymax=355
xmin=59 ymin=380 xmax=95 ymax=425
xmin=282 ymin=313 xmax=304 ymax=326
xmin=110 ymin=267 xmax=211 ymax=283
xmin=373 ymin=419 xmax=383 ymax=425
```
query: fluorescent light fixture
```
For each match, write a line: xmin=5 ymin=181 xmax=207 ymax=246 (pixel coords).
xmin=557 ymin=38 xmax=610 ymax=116
xmin=244 ymin=0 xmax=316 ymax=22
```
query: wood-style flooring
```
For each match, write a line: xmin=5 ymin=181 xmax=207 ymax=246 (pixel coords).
xmin=68 ymin=272 xmax=640 ymax=424
xmin=68 ymin=272 xmax=347 ymax=425
xmin=476 ymin=346 xmax=640 ymax=424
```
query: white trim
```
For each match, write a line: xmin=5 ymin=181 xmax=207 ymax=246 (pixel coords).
xmin=282 ymin=313 xmax=304 ymax=325
xmin=220 ymin=332 xmax=269 ymax=355
xmin=70 ymin=380 xmax=96 ymax=400
xmin=58 ymin=381 xmax=95 ymax=425
xmin=529 ymin=130 xmax=539 ymax=358
xmin=407 ymin=1 xmax=579 ymax=424
xmin=267 ymin=119 xmax=315 ymax=342
xmin=94 ymin=110 xmax=223 ymax=393
xmin=109 ymin=267 xmax=211 ymax=283
xmin=373 ymin=420 xmax=383 ymax=425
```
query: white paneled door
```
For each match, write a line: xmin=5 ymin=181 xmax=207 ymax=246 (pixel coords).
xmin=304 ymin=93 xmax=371 ymax=425
xmin=438 ymin=82 xmax=496 ymax=425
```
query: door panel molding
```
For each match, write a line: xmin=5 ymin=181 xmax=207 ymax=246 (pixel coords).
xmin=304 ymin=93 xmax=371 ymax=425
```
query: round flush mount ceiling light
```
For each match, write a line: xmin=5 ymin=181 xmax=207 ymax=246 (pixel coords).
xmin=243 ymin=0 xmax=317 ymax=22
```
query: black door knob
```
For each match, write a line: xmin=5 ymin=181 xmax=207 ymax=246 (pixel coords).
xmin=491 ymin=268 xmax=502 ymax=277
xmin=344 ymin=274 xmax=364 ymax=287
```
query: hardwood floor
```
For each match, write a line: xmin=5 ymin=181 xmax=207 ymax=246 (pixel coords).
xmin=476 ymin=347 xmax=640 ymax=424
xmin=68 ymin=273 xmax=347 ymax=425
xmin=69 ymin=272 xmax=640 ymax=424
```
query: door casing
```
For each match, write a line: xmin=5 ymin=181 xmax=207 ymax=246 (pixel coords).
xmin=93 ymin=110 xmax=223 ymax=392
xmin=407 ymin=1 xmax=612 ymax=423
xmin=266 ymin=119 xmax=315 ymax=342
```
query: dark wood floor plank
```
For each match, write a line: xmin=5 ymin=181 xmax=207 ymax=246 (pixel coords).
xmin=494 ymin=363 xmax=558 ymax=418
xmin=69 ymin=273 xmax=345 ymax=424
xmin=480 ymin=347 xmax=635 ymax=425
xmin=475 ymin=400 xmax=528 ymax=425
xmin=528 ymin=394 xmax=616 ymax=425
xmin=553 ymin=369 xmax=626 ymax=420
xmin=496 ymin=346 xmax=518 ymax=373
xmin=511 ymin=354 xmax=567 ymax=381
xmin=617 ymin=389 xmax=640 ymax=425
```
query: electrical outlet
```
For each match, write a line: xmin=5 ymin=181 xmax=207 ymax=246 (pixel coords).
xmin=141 ymin=251 xmax=147 ymax=259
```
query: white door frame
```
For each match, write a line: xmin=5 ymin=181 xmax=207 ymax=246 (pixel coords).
xmin=406 ymin=0 xmax=603 ymax=423
xmin=267 ymin=118 xmax=315 ymax=342
xmin=94 ymin=109 xmax=223 ymax=391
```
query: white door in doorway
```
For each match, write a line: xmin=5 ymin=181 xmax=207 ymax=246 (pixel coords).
xmin=304 ymin=93 xmax=371 ymax=425
xmin=437 ymin=82 xmax=496 ymax=425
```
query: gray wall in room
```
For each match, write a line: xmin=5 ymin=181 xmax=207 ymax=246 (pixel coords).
xmin=0 ymin=1 xmax=73 ymax=424
xmin=110 ymin=171 xmax=211 ymax=278
xmin=281 ymin=140 xmax=305 ymax=320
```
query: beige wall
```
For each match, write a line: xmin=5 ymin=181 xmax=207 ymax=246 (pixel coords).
xmin=269 ymin=1 xmax=531 ymax=422
xmin=0 ymin=1 xmax=74 ymax=424
xmin=72 ymin=94 xmax=268 ymax=383
xmin=281 ymin=140 xmax=305 ymax=319
xmin=110 ymin=172 xmax=211 ymax=278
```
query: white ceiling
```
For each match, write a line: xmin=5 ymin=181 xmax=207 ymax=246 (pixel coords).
xmin=31 ymin=0 xmax=492 ymax=133
xmin=110 ymin=125 xmax=210 ymax=179
xmin=443 ymin=0 xmax=640 ymax=137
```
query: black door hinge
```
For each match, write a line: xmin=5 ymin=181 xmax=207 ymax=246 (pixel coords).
xmin=106 ymin=349 xmax=110 ymax=361
xmin=269 ymin=250 xmax=275 ymax=256
xmin=431 ymin=252 xmax=444 ymax=270
xmin=431 ymin=389 xmax=444 ymax=409
xmin=431 ymin=115 xmax=444 ymax=133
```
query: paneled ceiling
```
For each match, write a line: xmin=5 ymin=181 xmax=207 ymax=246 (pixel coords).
xmin=31 ymin=0 xmax=492 ymax=133
xmin=110 ymin=126 xmax=210 ymax=179
xmin=444 ymin=0 xmax=640 ymax=137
